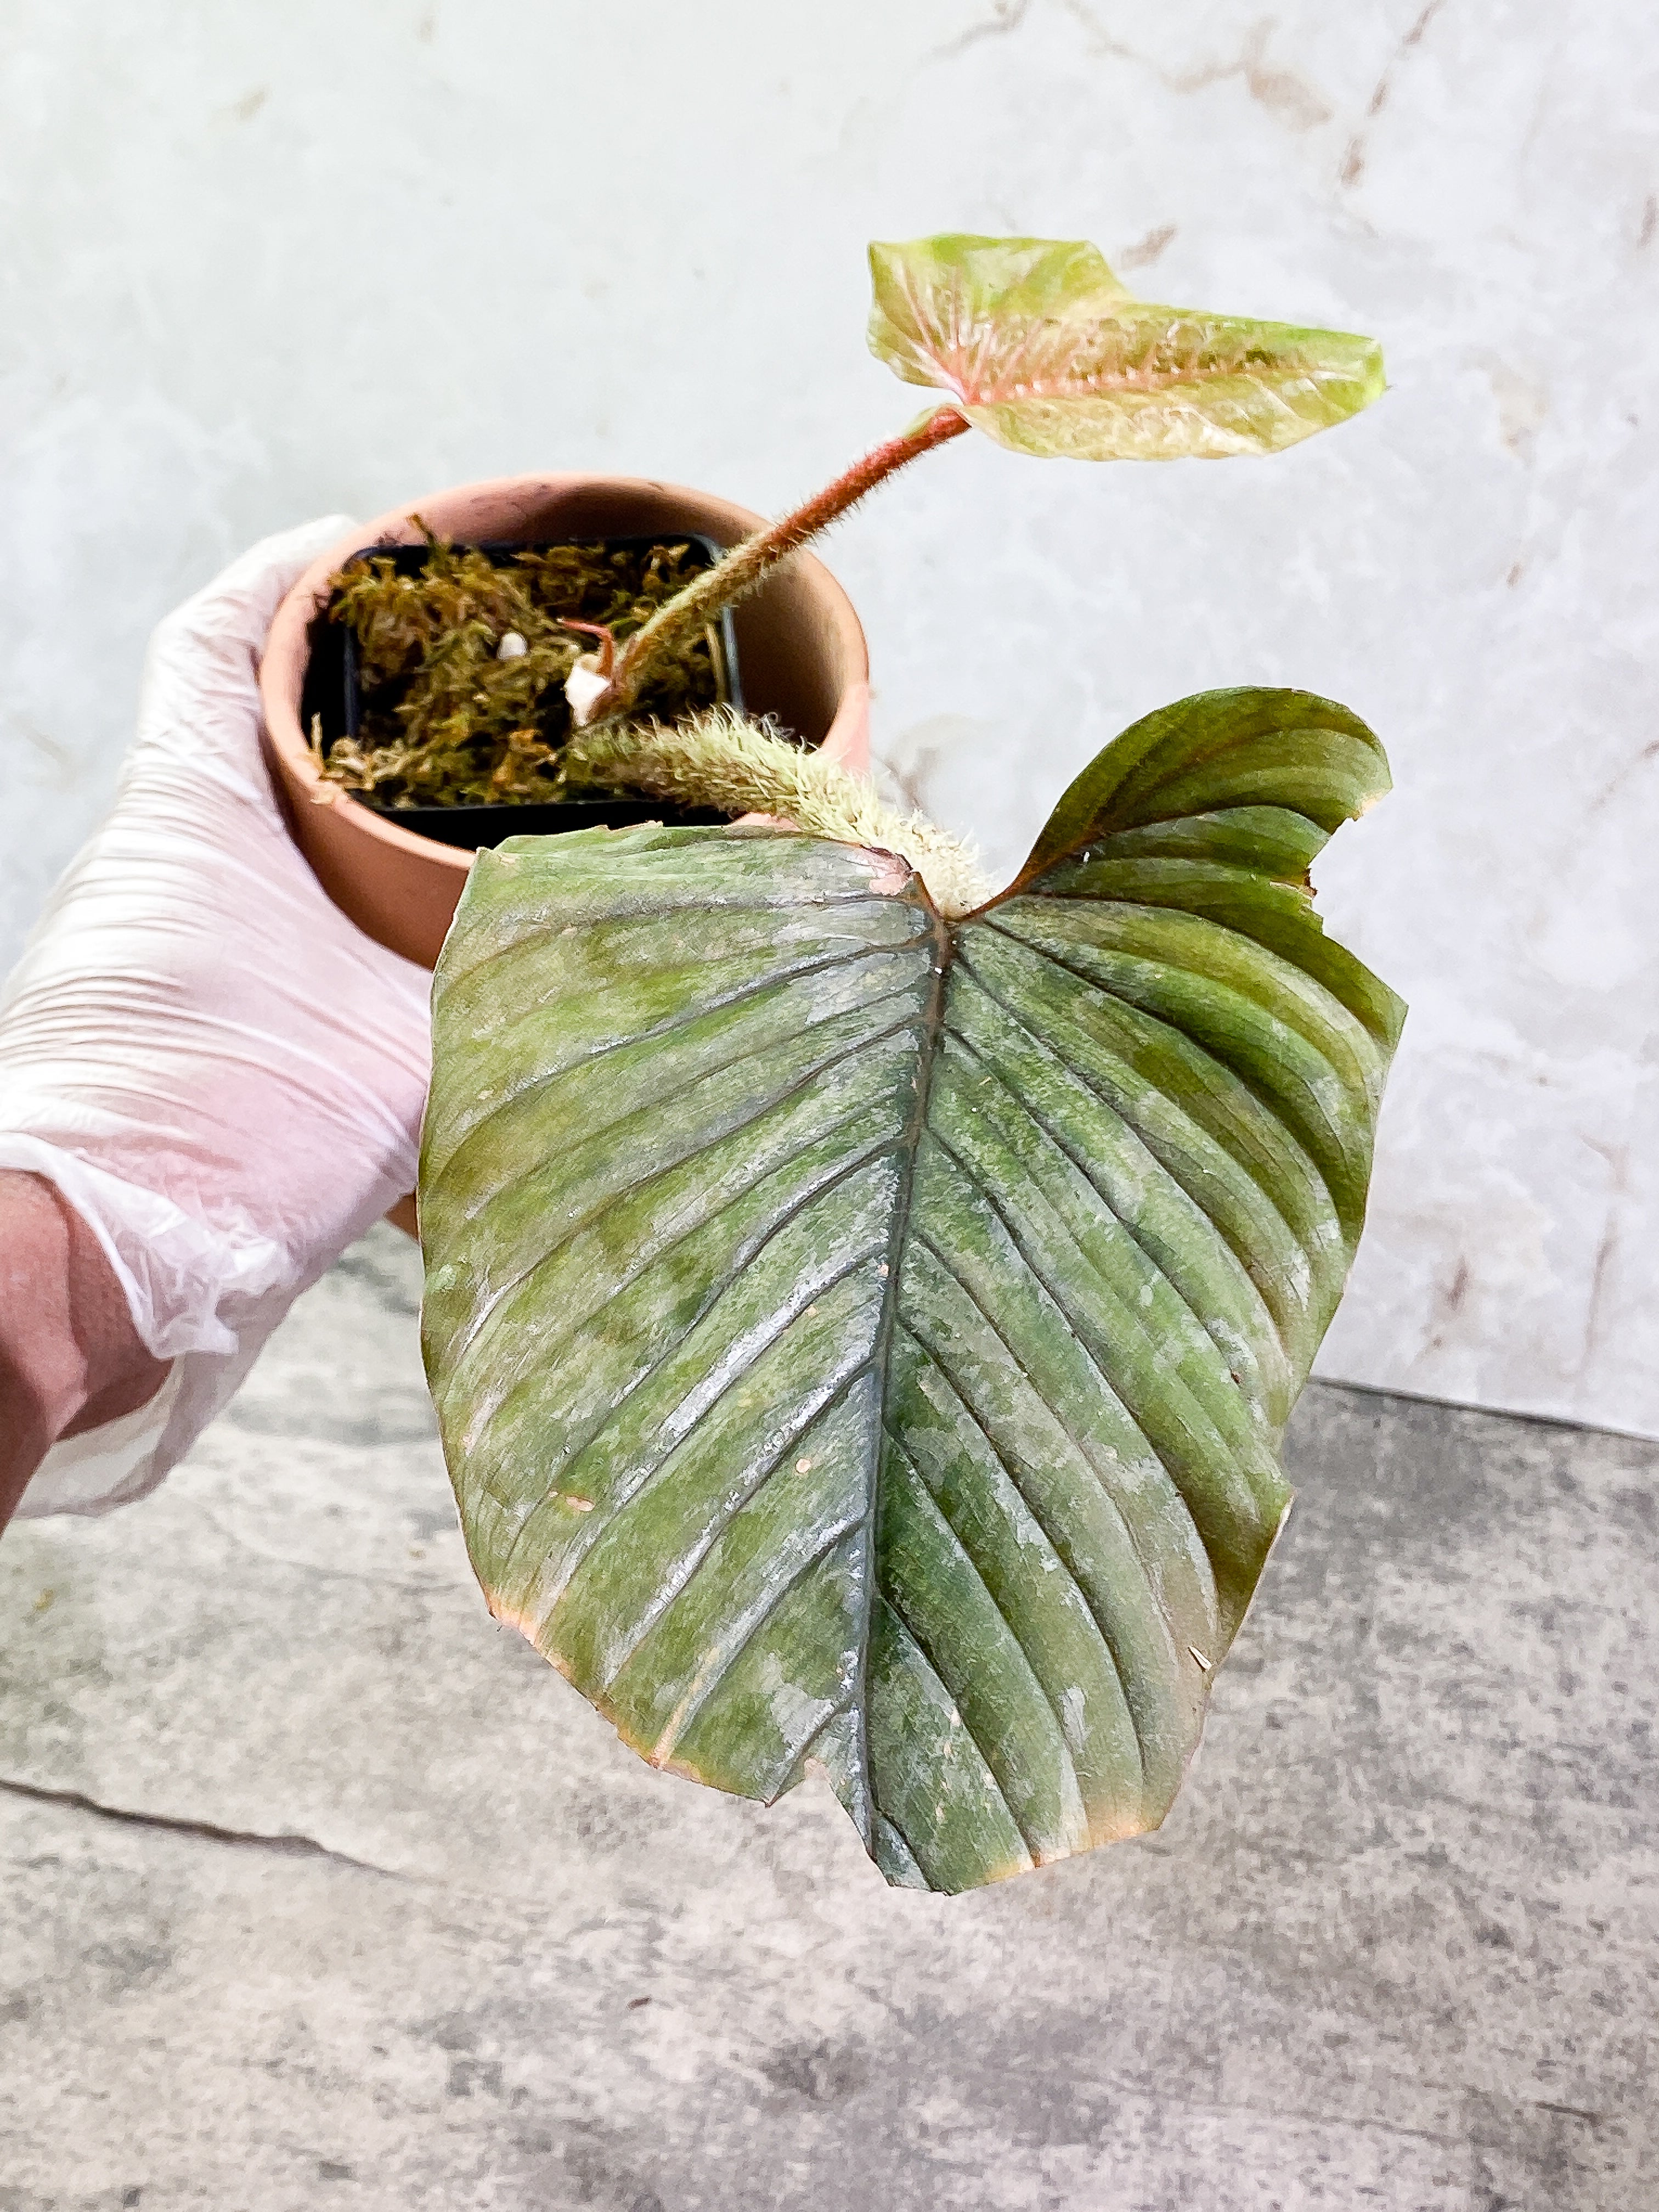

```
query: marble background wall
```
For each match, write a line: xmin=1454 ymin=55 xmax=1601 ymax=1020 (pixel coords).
xmin=1 ymin=1 xmax=1653 ymax=1435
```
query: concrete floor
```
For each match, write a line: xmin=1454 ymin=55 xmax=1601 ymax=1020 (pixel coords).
xmin=1 ymin=1225 xmax=1654 ymax=2212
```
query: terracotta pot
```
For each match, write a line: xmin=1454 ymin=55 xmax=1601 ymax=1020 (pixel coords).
xmin=259 ymin=473 xmax=872 ymax=971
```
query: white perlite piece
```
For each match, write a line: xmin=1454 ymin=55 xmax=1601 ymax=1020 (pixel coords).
xmin=495 ymin=630 xmax=528 ymax=661
xmin=564 ymin=657 xmax=611 ymax=726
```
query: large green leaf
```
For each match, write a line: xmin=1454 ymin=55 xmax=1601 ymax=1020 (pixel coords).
xmin=867 ymin=234 xmax=1385 ymax=460
xmin=419 ymin=688 xmax=1402 ymax=1893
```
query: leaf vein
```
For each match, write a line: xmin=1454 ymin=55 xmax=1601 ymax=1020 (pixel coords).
xmin=435 ymin=876 xmax=911 ymax=992
xmin=852 ymin=904 xmax=955 ymax=1835
xmin=459 ymin=1116 xmax=904 ymax=1443
xmin=649 ymin=1511 xmax=866 ymax=1767
xmin=597 ymin=1355 xmax=878 ymax=1690
xmin=443 ymin=1000 xmax=924 ymax=1369
xmin=940 ymin=1011 xmax=1287 ymax=1401
xmin=871 ymin=1595 xmax=1031 ymax=1864
xmin=882 ymin=1426 xmax=1086 ymax=1829
xmin=955 ymin=944 xmax=1313 ymax=1350
xmin=920 ymin=1117 xmax=1217 ymax=1607
xmin=477 ymin=933 xmax=905 ymax=1080
xmin=891 ymin=1319 xmax=1146 ymax=1795
xmin=495 ymin=1237 xmax=888 ymax=1600
xmin=450 ymin=979 xmax=925 ymax=1233
xmin=978 ymin=916 xmax=1347 ymax=1229
xmin=908 ymin=1224 xmax=1184 ymax=1662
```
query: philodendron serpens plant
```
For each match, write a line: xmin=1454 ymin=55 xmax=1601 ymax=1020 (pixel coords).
xmin=417 ymin=235 xmax=1402 ymax=1894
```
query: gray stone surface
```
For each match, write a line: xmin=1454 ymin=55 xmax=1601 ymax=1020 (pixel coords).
xmin=2 ymin=1223 xmax=1655 ymax=2211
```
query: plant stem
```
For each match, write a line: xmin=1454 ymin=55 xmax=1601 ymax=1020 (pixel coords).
xmin=584 ymin=404 xmax=971 ymax=723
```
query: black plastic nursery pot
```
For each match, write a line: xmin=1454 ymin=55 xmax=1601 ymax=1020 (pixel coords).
xmin=300 ymin=533 xmax=746 ymax=851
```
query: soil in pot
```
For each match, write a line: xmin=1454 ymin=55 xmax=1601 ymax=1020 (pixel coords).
xmin=300 ymin=531 xmax=746 ymax=851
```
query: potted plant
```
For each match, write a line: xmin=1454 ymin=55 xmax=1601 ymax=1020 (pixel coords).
xmin=295 ymin=235 xmax=1402 ymax=1895
xmin=261 ymin=480 xmax=870 ymax=969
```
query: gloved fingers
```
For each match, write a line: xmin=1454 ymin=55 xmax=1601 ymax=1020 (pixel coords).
xmin=0 ymin=515 xmax=433 ymax=1517
xmin=16 ymin=502 xmax=430 ymax=1026
xmin=92 ymin=506 xmax=430 ymax=996
xmin=153 ymin=512 xmax=356 ymax=681
xmin=130 ymin=514 xmax=357 ymax=791
xmin=0 ymin=506 xmax=432 ymax=1276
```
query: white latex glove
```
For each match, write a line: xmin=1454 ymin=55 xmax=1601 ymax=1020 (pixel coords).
xmin=0 ymin=518 xmax=433 ymax=1515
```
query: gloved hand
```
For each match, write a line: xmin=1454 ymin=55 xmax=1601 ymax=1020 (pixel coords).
xmin=0 ymin=518 xmax=433 ymax=1519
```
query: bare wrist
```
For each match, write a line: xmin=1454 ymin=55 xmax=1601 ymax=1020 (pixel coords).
xmin=0 ymin=1171 xmax=171 ymax=1530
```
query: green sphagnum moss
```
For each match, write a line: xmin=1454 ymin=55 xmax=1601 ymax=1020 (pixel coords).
xmin=319 ymin=530 xmax=727 ymax=809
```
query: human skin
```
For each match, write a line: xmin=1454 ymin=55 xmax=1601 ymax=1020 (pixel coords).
xmin=0 ymin=1171 xmax=171 ymax=1532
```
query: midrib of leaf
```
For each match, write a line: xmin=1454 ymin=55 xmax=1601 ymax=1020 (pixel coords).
xmin=963 ymin=337 xmax=1334 ymax=411
xmin=850 ymin=896 xmax=956 ymax=1846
